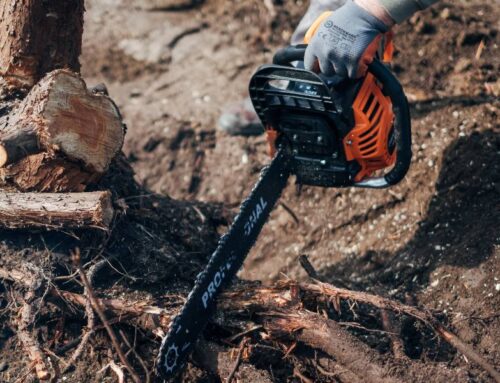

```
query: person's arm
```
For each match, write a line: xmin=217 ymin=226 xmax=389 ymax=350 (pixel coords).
xmin=376 ymin=0 xmax=440 ymax=23
xmin=304 ymin=0 xmax=440 ymax=78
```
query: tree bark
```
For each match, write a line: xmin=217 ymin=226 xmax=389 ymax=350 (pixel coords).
xmin=0 ymin=1 xmax=125 ymax=193
xmin=0 ymin=191 xmax=114 ymax=230
xmin=0 ymin=70 xmax=125 ymax=191
xmin=0 ymin=0 xmax=84 ymax=92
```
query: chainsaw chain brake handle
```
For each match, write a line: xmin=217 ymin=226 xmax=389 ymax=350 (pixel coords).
xmin=272 ymin=45 xmax=412 ymax=188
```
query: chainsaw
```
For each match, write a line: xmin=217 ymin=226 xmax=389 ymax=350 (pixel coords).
xmin=157 ymin=32 xmax=412 ymax=380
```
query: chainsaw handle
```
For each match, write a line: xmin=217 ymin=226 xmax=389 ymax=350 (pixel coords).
xmin=272 ymin=44 xmax=308 ymax=66
xmin=364 ymin=60 xmax=412 ymax=187
xmin=272 ymin=45 xmax=412 ymax=188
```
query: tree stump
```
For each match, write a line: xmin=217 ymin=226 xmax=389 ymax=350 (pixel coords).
xmin=0 ymin=0 xmax=126 ymax=193
xmin=0 ymin=0 xmax=84 ymax=91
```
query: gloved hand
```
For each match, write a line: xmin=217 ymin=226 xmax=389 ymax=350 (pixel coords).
xmin=304 ymin=0 xmax=390 ymax=79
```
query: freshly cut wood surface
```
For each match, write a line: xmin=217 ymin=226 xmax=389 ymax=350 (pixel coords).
xmin=0 ymin=191 xmax=114 ymax=230
xmin=0 ymin=70 xmax=124 ymax=172
xmin=0 ymin=70 xmax=125 ymax=191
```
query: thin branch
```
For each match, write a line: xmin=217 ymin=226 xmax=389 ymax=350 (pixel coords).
xmin=16 ymin=301 xmax=51 ymax=381
xmin=293 ymin=367 xmax=313 ymax=383
xmin=119 ymin=329 xmax=151 ymax=383
xmin=226 ymin=338 xmax=249 ymax=383
xmin=380 ymin=309 xmax=406 ymax=359
xmin=63 ymin=293 xmax=94 ymax=371
xmin=108 ymin=361 xmax=125 ymax=383
xmin=435 ymin=326 xmax=500 ymax=383
xmin=227 ymin=325 xmax=263 ymax=343
xmin=13 ymin=266 xmax=51 ymax=381
xmin=72 ymin=249 xmax=142 ymax=383
xmin=298 ymin=255 xmax=320 ymax=280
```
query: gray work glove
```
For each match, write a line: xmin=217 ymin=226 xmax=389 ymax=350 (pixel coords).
xmin=304 ymin=0 xmax=389 ymax=78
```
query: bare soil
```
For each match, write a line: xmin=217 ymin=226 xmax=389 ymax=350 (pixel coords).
xmin=1 ymin=0 xmax=499 ymax=382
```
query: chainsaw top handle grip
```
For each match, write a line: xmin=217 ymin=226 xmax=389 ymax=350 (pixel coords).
xmin=272 ymin=44 xmax=308 ymax=66
xmin=272 ymin=45 xmax=412 ymax=188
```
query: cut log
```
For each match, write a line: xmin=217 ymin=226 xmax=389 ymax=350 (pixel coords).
xmin=0 ymin=70 xmax=125 ymax=191
xmin=0 ymin=191 xmax=114 ymax=230
xmin=0 ymin=153 xmax=101 ymax=192
xmin=0 ymin=0 xmax=84 ymax=91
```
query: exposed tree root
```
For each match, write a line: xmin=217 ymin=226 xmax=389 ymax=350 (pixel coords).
xmin=16 ymin=301 xmax=51 ymax=381
xmin=50 ymin=281 xmax=491 ymax=382
xmin=10 ymin=265 xmax=51 ymax=380
xmin=380 ymin=309 xmax=406 ymax=360
xmin=2 ymin=264 xmax=498 ymax=382
xmin=291 ymin=280 xmax=500 ymax=383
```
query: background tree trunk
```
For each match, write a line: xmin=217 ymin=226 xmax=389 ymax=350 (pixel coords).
xmin=0 ymin=0 xmax=126 ymax=193
xmin=0 ymin=0 xmax=84 ymax=92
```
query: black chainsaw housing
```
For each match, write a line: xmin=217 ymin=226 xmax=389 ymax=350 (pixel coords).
xmin=249 ymin=65 xmax=364 ymax=187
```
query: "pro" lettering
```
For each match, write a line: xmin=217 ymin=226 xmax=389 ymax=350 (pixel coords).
xmin=201 ymin=264 xmax=229 ymax=309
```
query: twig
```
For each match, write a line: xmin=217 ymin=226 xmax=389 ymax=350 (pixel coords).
xmin=298 ymin=255 xmax=321 ymax=280
xmin=63 ymin=257 xmax=110 ymax=371
xmin=279 ymin=202 xmax=299 ymax=225
xmin=63 ymin=306 xmax=94 ymax=371
xmin=475 ymin=39 xmax=485 ymax=60
xmin=298 ymin=254 xmax=350 ymax=289
xmin=436 ymin=326 xmax=500 ymax=383
xmin=55 ymin=337 xmax=82 ymax=355
xmin=283 ymin=342 xmax=297 ymax=359
xmin=13 ymin=265 xmax=51 ymax=381
xmin=226 ymin=338 xmax=248 ymax=383
xmin=43 ymin=347 xmax=69 ymax=369
xmin=108 ymin=360 xmax=125 ymax=383
xmin=119 ymin=329 xmax=151 ymax=383
xmin=380 ymin=309 xmax=406 ymax=359
xmin=293 ymin=367 xmax=313 ymax=383
xmin=17 ymin=301 xmax=51 ymax=381
xmin=338 ymin=321 xmax=395 ymax=335
xmin=227 ymin=325 xmax=263 ymax=343
xmin=72 ymin=249 xmax=142 ymax=383
xmin=313 ymin=359 xmax=336 ymax=377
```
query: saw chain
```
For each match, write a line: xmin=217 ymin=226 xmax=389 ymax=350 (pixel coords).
xmin=157 ymin=150 xmax=290 ymax=380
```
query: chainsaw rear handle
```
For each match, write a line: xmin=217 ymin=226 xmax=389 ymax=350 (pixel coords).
xmin=273 ymin=45 xmax=412 ymax=188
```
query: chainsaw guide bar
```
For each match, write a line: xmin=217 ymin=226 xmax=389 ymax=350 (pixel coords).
xmin=157 ymin=150 xmax=291 ymax=380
